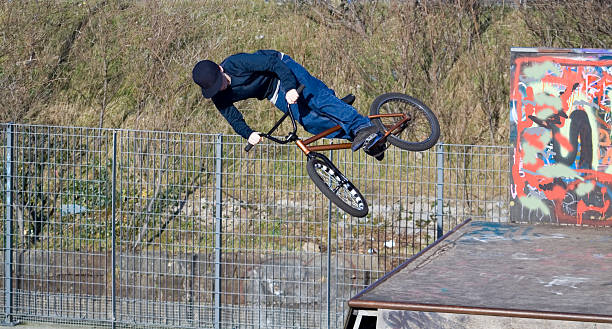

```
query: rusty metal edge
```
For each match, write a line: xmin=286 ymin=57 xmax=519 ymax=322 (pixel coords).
xmin=346 ymin=300 xmax=612 ymax=324
xmin=349 ymin=218 xmax=473 ymax=302
xmin=510 ymin=47 xmax=612 ymax=54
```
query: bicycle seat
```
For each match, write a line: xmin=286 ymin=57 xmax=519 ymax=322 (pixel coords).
xmin=341 ymin=94 xmax=356 ymax=105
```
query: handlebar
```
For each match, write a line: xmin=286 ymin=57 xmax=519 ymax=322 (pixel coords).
xmin=244 ymin=84 xmax=305 ymax=152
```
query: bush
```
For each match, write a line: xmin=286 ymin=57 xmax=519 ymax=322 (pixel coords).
xmin=0 ymin=0 xmax=610 ymax=145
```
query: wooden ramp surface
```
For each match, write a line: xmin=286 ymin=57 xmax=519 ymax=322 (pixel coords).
xmin=348 ymin=220 xmax=612 ymax=326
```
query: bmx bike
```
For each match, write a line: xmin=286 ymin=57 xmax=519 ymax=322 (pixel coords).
xmin=245 ymin=85 xmax=440 ymax=217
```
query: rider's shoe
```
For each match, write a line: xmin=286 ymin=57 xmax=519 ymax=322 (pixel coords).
xmin=365 ymin=142 xmax=385 ymax=161
xmin=351 ymin=125 xmax=380 ymax=152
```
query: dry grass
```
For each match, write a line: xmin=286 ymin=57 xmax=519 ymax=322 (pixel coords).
xmin=1 ymin=0 xmax=610 ymax=145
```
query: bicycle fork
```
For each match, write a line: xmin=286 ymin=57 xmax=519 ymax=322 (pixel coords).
xmin=306 ymin=151 xmax=351 ymax=188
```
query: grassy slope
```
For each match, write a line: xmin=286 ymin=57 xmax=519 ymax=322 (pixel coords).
xmin=0 ymin=0 xmax=610 ymax=145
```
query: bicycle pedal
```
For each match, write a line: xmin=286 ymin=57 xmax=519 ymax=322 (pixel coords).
xmin=372 ymin=136 xmax=388 ymax=149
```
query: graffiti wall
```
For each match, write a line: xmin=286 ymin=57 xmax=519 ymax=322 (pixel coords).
xmin=510 ymin=48 xmax=612 ymax=225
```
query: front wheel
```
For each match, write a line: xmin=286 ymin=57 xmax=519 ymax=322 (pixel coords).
xmin=370 ymin=93 xmax=440 ymax=151
xmin=306 ymin=155 xmax=368 ymax=218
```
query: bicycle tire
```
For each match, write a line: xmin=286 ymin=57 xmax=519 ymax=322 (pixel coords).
xmin=306 ymin=155 xmax=368 ymax=218
xmin=369 ymin=93 xmax=440 ymax=151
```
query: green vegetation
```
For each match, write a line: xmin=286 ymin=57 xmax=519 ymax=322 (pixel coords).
xmin=1 ymin=0 xmax=610 ymax=145
xmin=0 ymin=0 xmax=609 ymax=258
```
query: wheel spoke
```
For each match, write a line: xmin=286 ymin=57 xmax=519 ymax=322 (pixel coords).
xmin=313 ymin=160 xmax=365 ymax=211
xmin=370 ymin=93 xmax=440 ymax=152
xmin=380 ymin=100 xmax=431 ymax=143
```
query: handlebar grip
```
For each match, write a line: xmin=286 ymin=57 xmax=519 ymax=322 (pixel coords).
xmin=245 ymin=143 xmax=254 ymax=152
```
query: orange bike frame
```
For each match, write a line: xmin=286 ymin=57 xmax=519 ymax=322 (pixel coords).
xmin=295 ymin=113 xmax=409 ymax=155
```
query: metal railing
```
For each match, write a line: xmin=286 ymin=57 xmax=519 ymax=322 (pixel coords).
xmin=0 ymin=123 xmax=511 ymax=328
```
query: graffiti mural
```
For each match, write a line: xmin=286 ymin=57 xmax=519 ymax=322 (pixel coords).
xmin=510 ymin=48 xmax=612 ymax=225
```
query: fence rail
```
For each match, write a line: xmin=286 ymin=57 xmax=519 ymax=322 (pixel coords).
xmin=0 ymin=123 xmax=511 ymax=328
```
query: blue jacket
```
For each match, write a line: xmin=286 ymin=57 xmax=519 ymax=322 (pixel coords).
xmin=211 ymin=50 xmax=299 ymax=138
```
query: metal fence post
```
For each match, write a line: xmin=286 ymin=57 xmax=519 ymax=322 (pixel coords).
xmin=3 ymin=123 xmax=17 ymax=326
xmin=214 ymin=134 xmax=223 ymax=329
xmin=435 ymin=143 xmax=444 ymax=240
xmin=326 ymin=150 xmax=333 ymax=329
xmin=111 ymin=130 xmax=118 ymax=329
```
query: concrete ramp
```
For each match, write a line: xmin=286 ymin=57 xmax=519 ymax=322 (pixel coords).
xmin=345 ymin=219 xmax=612 ymax=329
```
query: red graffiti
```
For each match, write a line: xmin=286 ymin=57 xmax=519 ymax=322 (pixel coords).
xmin=576 ymin=195 xmax=610 ymax=225
xmin=511 ymin=53 xmax=612 ymax=225
xmin=524 ymin=131 xmax=545 ymax=149
xmin=554 ymin=133 xmax=573 ymax=153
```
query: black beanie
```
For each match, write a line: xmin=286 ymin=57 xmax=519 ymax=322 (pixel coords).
xmin=192 ymin=60 xmax=223 ymax=98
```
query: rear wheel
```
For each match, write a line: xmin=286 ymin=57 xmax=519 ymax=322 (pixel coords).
xmin=369 ymin=93 xmax=440 ymax=151
xmin=306 ymin=155 xmax=368 ymax=218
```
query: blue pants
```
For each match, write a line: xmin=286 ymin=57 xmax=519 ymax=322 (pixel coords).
xmin=270 ymin=55 xmax=372 ymax=140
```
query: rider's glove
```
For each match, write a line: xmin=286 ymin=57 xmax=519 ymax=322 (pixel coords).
xmin=285 ymin=89 xmax=299 ymax=104
xmin=248 ymin=132 xmax=262 ymax=145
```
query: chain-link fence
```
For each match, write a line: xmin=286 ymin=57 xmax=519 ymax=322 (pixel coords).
xmin=0 ymin=123 xmax=511 ymax=328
